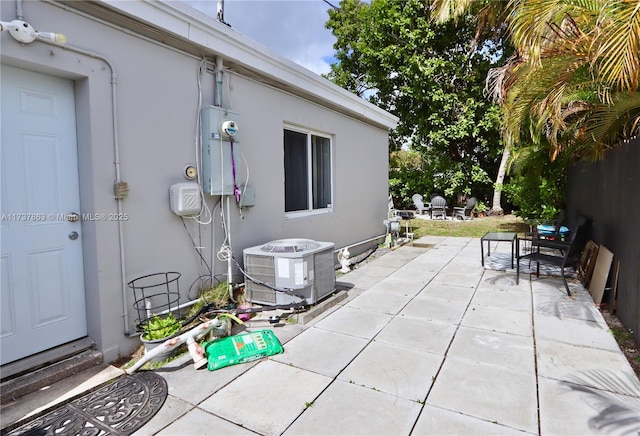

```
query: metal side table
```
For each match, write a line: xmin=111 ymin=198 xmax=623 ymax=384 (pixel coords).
xmin=480 ymin=232 xmax=518 ymax=268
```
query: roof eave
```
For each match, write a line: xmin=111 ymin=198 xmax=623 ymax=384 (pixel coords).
xmin=98 ymin=0 xmax=398 ymax=130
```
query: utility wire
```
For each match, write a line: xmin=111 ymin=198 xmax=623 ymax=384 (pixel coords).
xmin=322 ymin=0 xmax=339 ymax=10
xmin=180 ymin=216 xmax=212 ymax=276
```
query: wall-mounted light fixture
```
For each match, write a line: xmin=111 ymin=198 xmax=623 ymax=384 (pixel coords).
xmin=0 ymin=20 xmax=66 ymax=44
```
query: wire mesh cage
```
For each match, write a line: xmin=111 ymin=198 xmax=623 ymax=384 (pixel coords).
xmin=129 ymin=272 xmax=181 ymax=339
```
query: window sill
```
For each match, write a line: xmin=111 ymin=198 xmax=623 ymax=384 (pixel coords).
xmin=285 ymin=208 xmax=333 ymax=219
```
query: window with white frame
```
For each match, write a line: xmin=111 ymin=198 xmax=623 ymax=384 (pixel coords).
xmin=284 ymin=127 xmax=332 ymax=213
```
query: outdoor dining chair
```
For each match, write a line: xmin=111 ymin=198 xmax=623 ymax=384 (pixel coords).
xmin=516 ymin=218 xmax=590 ymax=297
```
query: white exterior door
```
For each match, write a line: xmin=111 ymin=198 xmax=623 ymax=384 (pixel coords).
xmin=1 ymin=65 xmax=87 ymax=365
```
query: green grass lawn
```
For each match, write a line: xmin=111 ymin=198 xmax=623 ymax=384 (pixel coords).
xmin=408 ymin=214 xmax=530 ymax=238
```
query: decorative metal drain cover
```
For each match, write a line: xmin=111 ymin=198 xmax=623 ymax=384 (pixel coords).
xmin=7 ymin=371 xmax=168 ymax=436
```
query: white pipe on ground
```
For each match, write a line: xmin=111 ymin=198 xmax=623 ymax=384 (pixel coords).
xmin=335 ymin=234 xmax=387 ymax=254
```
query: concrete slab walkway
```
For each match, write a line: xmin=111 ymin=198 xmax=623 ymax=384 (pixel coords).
xmin=8 ymin=236 xmax=636 ymax=435
xmin=138 ymin=236 xmax=640 ymax=435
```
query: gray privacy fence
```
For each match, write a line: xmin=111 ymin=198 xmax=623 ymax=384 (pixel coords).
xmin=567 ymin=137 xmax=640 ymax=343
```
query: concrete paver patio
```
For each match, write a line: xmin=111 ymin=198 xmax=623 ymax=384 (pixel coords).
xmin=4 ymin=236 xmax=637 ymax=435
xmin=141 ymin=235 xmax=640 ymax=435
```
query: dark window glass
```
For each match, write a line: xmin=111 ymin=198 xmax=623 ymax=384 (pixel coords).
xmin=284 ymin=129 xmax=332 ymax=213
xmin=284 ymin=129 xmax=308 ymax=212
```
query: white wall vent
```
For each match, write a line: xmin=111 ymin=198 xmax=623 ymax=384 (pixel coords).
xmin=243 ymin=239 xmax=335 ymax=305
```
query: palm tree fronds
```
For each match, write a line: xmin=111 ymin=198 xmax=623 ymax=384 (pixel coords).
xmin=506 ymin=0 xmax=599 ymax=64
xmin=591 ymin=1 xmax=640 ymax=92
xmin=433 ymin=0 xmax=638 ymax=162
xmin=429 ymin=0 xmax=474 ymax=23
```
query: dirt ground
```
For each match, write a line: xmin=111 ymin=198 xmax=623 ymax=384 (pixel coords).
xmin=601 ymin=310 xmax=640 ymax=379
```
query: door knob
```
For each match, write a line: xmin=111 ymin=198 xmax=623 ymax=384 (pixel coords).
xmin=67 ymin=212 xmax=80 ymax=222
xmin=69 ymin=231 xmax=79 ymax=240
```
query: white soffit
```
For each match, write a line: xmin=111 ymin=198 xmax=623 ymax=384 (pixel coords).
xmin=99 ymin=0 xmax=398 ymax=130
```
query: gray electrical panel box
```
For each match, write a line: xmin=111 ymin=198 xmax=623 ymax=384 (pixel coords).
xmin=201 ymin=106 xmax=242 ymax=196
xmin=239 ymin=185 xmax=255 ymax=207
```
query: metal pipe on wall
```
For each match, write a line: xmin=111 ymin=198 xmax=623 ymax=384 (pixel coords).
xmin=21 ymin=13 xmax=132 ymax=337
xmin=215 ymin=56 xmax=224 ymax=107
xmin=40 ymin=0 xmax=225 ymax=338
xmin=16 ymin=0 xmax=24 ymax=20
xmin=226 ymin=195 xmax=233 ymax=291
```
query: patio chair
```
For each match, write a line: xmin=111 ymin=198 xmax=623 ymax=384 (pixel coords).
xmin=526 ymin=210 xmax=568 ymax=242
xmin=538 ymin=210 xmax=569 ymax=240
xmin=522 ymin=210 xmax=569 ymax=254
xmin=430 ymin=195 xmax=448 ymax=219
xmin=412 ymin=194 xmax=430 ymax=215
xmin=516 ymin=218 xmax=590 ymax=297
xmin=532 ymin=215 xmax=590 ymax=255
xmin=453 ymin=197 xmax=477 ymax=220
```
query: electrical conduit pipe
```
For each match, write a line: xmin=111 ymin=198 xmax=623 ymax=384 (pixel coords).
xmin=21 ymin=19 xmax=133 ymax=336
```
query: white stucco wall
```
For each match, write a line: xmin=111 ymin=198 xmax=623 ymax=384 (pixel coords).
xmin=1 ymin=0 xmax=395 ymax=362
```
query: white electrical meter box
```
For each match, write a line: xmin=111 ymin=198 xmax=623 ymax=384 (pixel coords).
xmin=169 ymin=182 xmax=202 ymax=216
xmin=201 ymin=106 xmax=243 ymax=196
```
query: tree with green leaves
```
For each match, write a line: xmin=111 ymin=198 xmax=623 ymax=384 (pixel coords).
xmin=433 ymin=0 xmax=640 ymax=218
xmin=325 ymin=0 xmax=507 ymax=208
xmin=491 ymin=0 xmax=640 ymax=159
xmin=430 ymin=0 xmax=512 ymax=215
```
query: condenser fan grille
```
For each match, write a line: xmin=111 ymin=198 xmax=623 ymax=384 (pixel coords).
xmin=260 ymin=239 xmax=320 ymax=253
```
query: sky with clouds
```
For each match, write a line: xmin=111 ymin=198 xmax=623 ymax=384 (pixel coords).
xmin=184 ymin=0 xmax=338 ymax=75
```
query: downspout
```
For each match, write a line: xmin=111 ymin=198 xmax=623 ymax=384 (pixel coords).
xmin=38 ymin=41 xmax=131 ymax=336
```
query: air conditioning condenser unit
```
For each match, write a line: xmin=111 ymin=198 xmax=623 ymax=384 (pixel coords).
xmin=243 ymin=239 xmax=335 ymax=306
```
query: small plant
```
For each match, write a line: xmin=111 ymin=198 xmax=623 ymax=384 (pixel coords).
xmin=304 ymin=401 xmax=314 ymax=409
xmin=473 ymin=201 xmax=488 ymax=215
xmin=186 ymin=281 xmax=232 ymax=319
xmin=611 ymin=326 xmax=634 ymax=342
xmin=142 ymin=312 xmax=182 ymax=341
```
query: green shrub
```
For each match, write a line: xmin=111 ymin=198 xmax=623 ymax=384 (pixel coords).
xmin=473 ymin=201 xmax=488 ymax=214
xmin=502 ymin=143 xmax=567 ymax=220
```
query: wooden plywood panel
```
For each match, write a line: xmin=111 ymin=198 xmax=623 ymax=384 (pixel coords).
xmin=579 ymin=240 xmax=599 ymax=287
xmin=588 ymin=246 xmax=614 ymax=306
